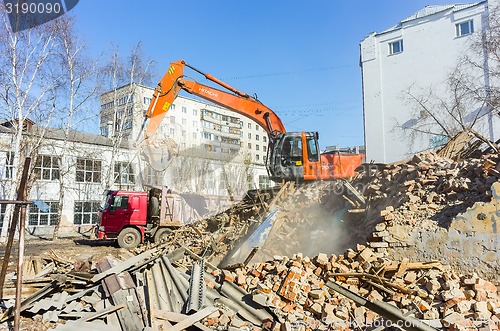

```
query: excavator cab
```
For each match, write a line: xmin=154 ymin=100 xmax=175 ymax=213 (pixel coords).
xmin=268 ymin=131 xmax=321 ymax=182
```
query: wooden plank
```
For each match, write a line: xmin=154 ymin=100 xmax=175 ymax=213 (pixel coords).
xmin=84 ymin=304 xmax=124 ymax=322
xmin=395 ymin=258 xmax=409 ymax=278
xmin=97 ymin=256 xmax=144 ymax=331
xmin=58 ymin=305 xmax=124 ymax=321
xmin=104 ymin=298 xmax=121 ymax=328
xmin=155 ymin=310 xmax=187 ymax=323
xmin=165 ymin=306 xmax=218 ymax=331
xmin=112 ymin=289 xmax=145 ymax=331
xmin=91 ymin=248 xmax=159 ymax=283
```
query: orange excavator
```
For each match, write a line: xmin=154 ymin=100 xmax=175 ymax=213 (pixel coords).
xmin=145 ymin=60 xmax=363 ymax=182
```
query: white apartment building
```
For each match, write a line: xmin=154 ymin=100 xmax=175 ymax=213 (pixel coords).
xmin=360 ymin=0 xmax=500 ymax=163
xmin=99 ymin=83 xmax=273 ymax=194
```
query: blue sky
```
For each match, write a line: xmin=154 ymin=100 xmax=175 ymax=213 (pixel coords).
xmin=73 ymin=0 xmax=462 ymax=150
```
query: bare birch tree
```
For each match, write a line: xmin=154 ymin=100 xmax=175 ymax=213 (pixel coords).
xmin=397 ymin=5 xmax=500 ymax=149
xmin=100 ymin=42 xmax=156 ymax=189
xmin=0 ymin=8 xmax=68 ymax=242
xmin=49 ymin=16 xmax=99 ymax=240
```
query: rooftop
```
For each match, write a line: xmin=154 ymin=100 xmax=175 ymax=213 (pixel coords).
xmin=381 ymin=2 xmax=484 ymax=34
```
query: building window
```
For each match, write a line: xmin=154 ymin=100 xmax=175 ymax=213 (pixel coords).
xmin=456 ymin=20 xmax=474 ymax=37
xmin=123 ymin=119 xmax=133 ymax=130
xmin=193 ymin=132 xmax=197 ymax=139
xmin=259 ymin=175 xmax=270 ymax=189
xmin=114 ymin=162 xmax=134 ymax=188
xmin=248 ymin=143 xmax=251 ymax=149
xmin=144 ymin=167 xmax=161 ymax=186
xmin=182 ymin=118 xmax=187 ymax=125
xmin=76 ymin=159 xmax=101 ymax=183
xmin=256 ymin=134 xmax=259 ymax=141
xmin=170 ymin=128 xmax=176 ymax=135
xmin=74 ymin=201 xmax=100 ymax=225
xmin=256 ymin=154 xmax=260 ymax=161
xmin=170 ymin=116 xmax=175 ymax=124
xmin=144 ymin=97 xmax=152 ymax=105
xmin=170 ymin=104 xmax=176 ymax=111
xmin=248 ymin=123 xmax=251 ymax=129
xmin=5 ymin=152 xmax=14 ymax=179
xmin=255 ymin=124 xmax=259 ymax=130
xmin=263 ymin=136 xmax=267 ymax=143
xmin=35 ymin=155 xmax=60 ymax=181
xmin=389 ymin=39 xmax=403 ymax=55
xmin=193 ymin=121 xmax=197 ymax=128
xmin=28 ymin=201 xmax=58 ymax=226
xmin=193 ymin=109 xmax=198 ymax=116
xmin=182 ymin=106 xmax=187 ymax=113
xmin=247 ymin=174 xmax=254 ymax=190
xmin=263 ymin=145 xmax=267 ymax=152
xmin=182 ymin=130 xmax=186 ymax=137
xmin=248 ymin=133 xmax=252 ymax=139
xmin=256 ymin=145 xmax=260 ymax=151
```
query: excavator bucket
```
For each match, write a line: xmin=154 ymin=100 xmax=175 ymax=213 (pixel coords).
xmin=145 ymin=60 xmax=186 ymax=138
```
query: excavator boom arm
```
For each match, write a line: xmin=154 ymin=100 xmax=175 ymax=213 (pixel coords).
xmin=145 ymin=60 xmax=286 ymax=140
xmin=143 ymin=59 xmax=363 ymax=182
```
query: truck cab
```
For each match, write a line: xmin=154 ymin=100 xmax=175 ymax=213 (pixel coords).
xmin=96 ymin=187 xmax=199 ymax=248
xmin=97 ymin=190 xmax=149 ymax=247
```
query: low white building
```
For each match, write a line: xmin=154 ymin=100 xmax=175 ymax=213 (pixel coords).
xmin=0 ymin=82 xmax=275 ymax=237
xmin=0 ymin=124 xmax=139 ymax=237
xmin=360 ymin=0 xmax=500 ymax=163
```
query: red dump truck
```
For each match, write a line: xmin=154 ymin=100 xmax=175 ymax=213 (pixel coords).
xmin=96 ymin=187 xmax=231 ymax=248
xmin=97 ymin=186 xmax=211 ymax=248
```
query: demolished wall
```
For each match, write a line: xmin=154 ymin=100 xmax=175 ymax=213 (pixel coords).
xmin=355 ymin=151 xmax=500 ymax=282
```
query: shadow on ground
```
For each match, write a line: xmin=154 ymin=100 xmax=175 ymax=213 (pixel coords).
xmin=74 ymin=239 xmax=118 ymax=247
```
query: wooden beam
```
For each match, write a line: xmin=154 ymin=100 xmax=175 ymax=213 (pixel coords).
xmin=165 ymin=306 xmax=218 ymax=331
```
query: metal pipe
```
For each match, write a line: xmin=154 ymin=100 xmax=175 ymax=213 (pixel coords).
xmin=325 ymin=281 xmax=437 ymax=331
xmin=186 ymin=261 xmax=205 ymax=313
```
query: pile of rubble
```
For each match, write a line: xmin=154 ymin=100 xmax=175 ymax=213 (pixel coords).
xmin=350 ymin=151 xmax=500 ymax=279
xmin=219 ymin=246 xmax=499 ymax=330
xmin=358 ymin=151 xmax=498 ymax=229
xmin=135 ymin=181 xmax=346 ymax=268
xmin=1 ymin=242 xmax=499 ymax=331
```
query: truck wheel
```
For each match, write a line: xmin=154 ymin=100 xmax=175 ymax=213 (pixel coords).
xmin=117 ymin=227 xmax=141 ymax=249
xmin=154 ymin=227 xmax=172 ymax=243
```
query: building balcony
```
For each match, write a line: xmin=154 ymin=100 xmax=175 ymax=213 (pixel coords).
xmin=202 ymin=127 xmax=240 ymax=139
xmin=201 ymin=139 xmax=241 ymax=150
xmin=201 ymin=115 xmax=241 ymax=128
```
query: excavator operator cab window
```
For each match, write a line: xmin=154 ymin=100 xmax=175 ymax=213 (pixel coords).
xmin=281 ymin=136 xmax=302 ymax=166
xmin=306 ymin=136 xmax=320 ymax=162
